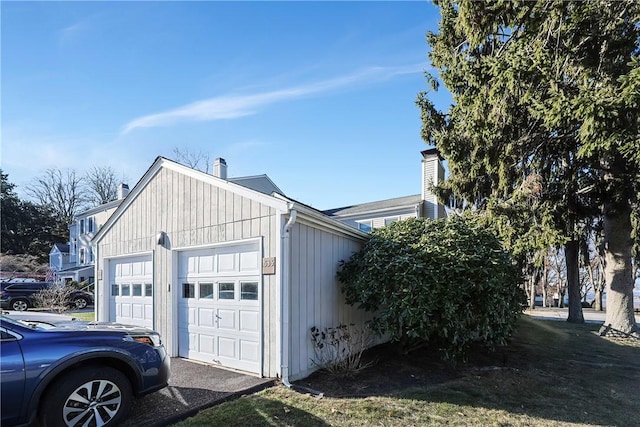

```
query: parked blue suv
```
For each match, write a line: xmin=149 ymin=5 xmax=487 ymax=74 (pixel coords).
xmin=0 ymin=314 xmax=170 ymax=427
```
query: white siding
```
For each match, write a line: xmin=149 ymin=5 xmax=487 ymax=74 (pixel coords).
xmin=96 ymin=167 xmax=281 ymax=376
xmin=287 ymin=220 xmax=370 ymax=381
xmin=422 ymin=154 xmax=446 ymax=219
xmin=339 ymin=208 xmax=419 ymax=231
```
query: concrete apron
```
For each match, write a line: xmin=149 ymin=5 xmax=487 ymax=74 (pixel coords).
xmin=121 ymin=358 xmax=275 ymax=427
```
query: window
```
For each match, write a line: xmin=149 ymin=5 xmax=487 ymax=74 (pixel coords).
xmin=199 ymin=283 xmax=214 ymax=299
xmin=384 ymin=217 xmax=399 ymax=226
xmin=111 ymin=284 xmax=119 ymax=296
xmin=132 ymin=284 xmax=142 ymax=296
xmin=88 ymin=217 xmax=94 ymax=233
xmin=79 ymin=248 xmax=86 ymax=264
xmin=80 ymin=219 xmax=85 ymax=234
xmin=218 ymin=282 xmax=235 ymax=300
xmin=241 ymin=282 xmax=258 ymax=301
xmin=89 ymin=248 xmax=94 ymax=263
xmin=357 ymin=220 xmax=373 ymax=232
xmin=145 ymin=283 xmax=153 ymax=297
xmin=182 ymin=283 xmax=195 ymax=299
xmin=121 ymin=284 xmax=130 ymax=296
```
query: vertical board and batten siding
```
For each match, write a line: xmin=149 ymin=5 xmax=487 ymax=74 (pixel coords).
xmin=422 ymin=156 xmax=446 ymax=220
xmin=288 ymin=220 xmax=368 ymax=381
xmin=97 ymin=167 xmax=281 ymax=376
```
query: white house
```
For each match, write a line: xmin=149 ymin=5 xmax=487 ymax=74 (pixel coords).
xmin=92 ymin=151 xmax=445 ymax=381
xmin=49 ymin=184 xmax=129 ymax=284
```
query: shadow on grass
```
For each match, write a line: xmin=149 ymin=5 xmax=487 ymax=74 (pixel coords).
xmin=171 ymin=394 xmax=331 ymax=427
xmin=296 ymin=316 xmax=640 ymax=426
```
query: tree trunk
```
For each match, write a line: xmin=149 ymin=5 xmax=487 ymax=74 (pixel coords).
xmin=602 ymin=202 xmax=638 ymax=335
xmin=565 ymin=240 xmax=584 ymax=323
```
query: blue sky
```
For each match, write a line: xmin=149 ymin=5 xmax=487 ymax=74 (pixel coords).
xmin=2 ymin=1 xmax=450 ymax=210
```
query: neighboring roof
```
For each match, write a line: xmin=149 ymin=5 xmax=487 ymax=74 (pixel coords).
xmin=229 ymin=175 xmax=284 ymax=196
xmin=80 ymin=198 xmax=123 ymax=217
xmin=323 ymin=194 xmax=422 ymax=217
xmin=272 ymin=193 xmax=369 ymax=240
xmin=50 ymin=243 xmax=70 ymax=254
xmin=58 ymin=265 xmax=94 ymax=273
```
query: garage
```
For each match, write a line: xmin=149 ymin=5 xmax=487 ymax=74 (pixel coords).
xmin=109 ymin=255 xmax=154 ymax=329
xmin=178 ymin=242 xmax=262 ymax=374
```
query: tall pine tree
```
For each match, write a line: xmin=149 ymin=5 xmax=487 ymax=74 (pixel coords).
xmin=419 ymin=0 xmax=639 ymax=334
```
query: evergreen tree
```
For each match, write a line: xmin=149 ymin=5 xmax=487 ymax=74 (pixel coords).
xmin=419 ymin=0 xmax=639 ymax=334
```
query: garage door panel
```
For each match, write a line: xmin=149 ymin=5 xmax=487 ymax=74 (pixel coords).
xmin=199 ymin=255 xmax=215 ymax=273
xmin=239 ymin=250 xmax=259 ymax=272
xmin=240 ymin=340 xmax=259 ymax=362
xmin=198 ymin=308 xmax=215 ymax=327
xmin=218 ymin=337 xmax=236 ymax=358
xmin=239 ymin=310 xmax=259 ymax=333
xmin=217 ymin=309 xmax=236 ymax=330
xmin=200 ymin=334 xmax=215 ymax=354
xmin=218 ymin=253 xmax=235 ymax=272
xmin=121 ymin=303 xmax=131 ymax=317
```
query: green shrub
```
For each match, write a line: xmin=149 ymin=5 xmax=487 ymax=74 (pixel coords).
xmin=337 ymin=216 xmax=526 ymax=361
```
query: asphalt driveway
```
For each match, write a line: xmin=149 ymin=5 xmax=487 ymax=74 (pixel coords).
xmin=121 ymin=358 xmax=275 ymax=426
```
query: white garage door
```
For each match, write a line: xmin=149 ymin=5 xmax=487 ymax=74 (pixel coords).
xmin=109 ymin=255 xmax=153 ymax=329
xmin=178 ymin=243 xmax=261 ymax=374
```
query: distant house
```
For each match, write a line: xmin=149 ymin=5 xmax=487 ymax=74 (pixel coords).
xmin=92 ymin=151 xmax=445 ymax=381
xmin=49 ymin=184 xmax=130 ymax=285
xmin=49 ymin=243 xmax=71 ymax=272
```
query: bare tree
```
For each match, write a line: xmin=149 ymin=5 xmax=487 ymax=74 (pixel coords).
xmin=173 ymin=147 xmax=211 ymax=173
xmin=85 ymin=166 xmax=123 ymax=205
xmin=25 ymin=168 xmax=87 ymax=226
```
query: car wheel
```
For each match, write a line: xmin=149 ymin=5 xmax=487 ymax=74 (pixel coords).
xmin=41 ymin=366 xmax=132 ymax=427
xmin=11 ymin=298 xmax=29 ymax=311
xmin=73 ymin=297 xmax=88 ymax=309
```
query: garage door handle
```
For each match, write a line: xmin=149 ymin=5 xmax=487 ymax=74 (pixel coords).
xmin=215 ymin=314 xmax=221 ymax=319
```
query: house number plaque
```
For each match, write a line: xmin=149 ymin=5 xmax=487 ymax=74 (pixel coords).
xmin=262 ymin=257 xmax=276 ymax=275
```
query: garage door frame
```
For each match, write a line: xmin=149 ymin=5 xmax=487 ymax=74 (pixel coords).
xmin=171 ymin=238 xmax=263 ymax=376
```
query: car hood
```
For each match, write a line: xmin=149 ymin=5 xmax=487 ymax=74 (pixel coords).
xmin=50 ymin=321 xmax=156 ymax=334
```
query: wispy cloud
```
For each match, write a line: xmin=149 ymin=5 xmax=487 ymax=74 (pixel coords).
xmin=58 ymin=20 xmax=90 ymax=46
xmin=122 ymin=63 xmax=426 ymax=134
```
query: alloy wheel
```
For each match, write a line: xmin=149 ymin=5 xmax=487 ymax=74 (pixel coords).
xmin=62 ymin=379 xmax=122 ymax=427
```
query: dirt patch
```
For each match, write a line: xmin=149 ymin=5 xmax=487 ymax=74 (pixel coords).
xmin=293 ymin=343 xmax=469 ymax=398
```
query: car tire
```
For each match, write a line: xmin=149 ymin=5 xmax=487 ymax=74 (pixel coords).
xmin=11 ymin=298 xmax=29 ymax=311
xmin=40 ymin=366 xmax=132 ymax=427
xmin=73 ymin=296 xmax=88 ymax=309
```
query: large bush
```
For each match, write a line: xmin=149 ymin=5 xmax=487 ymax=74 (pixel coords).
xmin=337 ymin=217 xmax=526 ymax=361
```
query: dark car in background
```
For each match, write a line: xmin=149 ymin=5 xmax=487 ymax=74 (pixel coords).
xmin=0 ymin=281 xmax=94 ymax=311
xmin=0 ymin=313 xmax=170 ymax=426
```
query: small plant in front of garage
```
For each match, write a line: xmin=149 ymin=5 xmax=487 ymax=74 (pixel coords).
xmin=337 ymin=216 xmax=526 ymax=361
xmin=33 ymin=283 xmax=76 ymax=313
xmin=310 ymin=323 xmax=373 ymax=375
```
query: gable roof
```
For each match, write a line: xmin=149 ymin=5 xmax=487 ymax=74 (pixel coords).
xmin=323 ymin=194 xmax=422 ymax=218
xmin=229 ymin=175 xmax=284 ymax=196
xmin=92 ymin=156 xmax=291 ymax=244
xmin=50 ymin=243 xmax=70 ymax=254
xmin=80 ymin=198 xmax=123 ymax=217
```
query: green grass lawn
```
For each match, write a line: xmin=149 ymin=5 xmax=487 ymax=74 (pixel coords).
xmin=172 ymin=316 xmax=640 ymax=426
